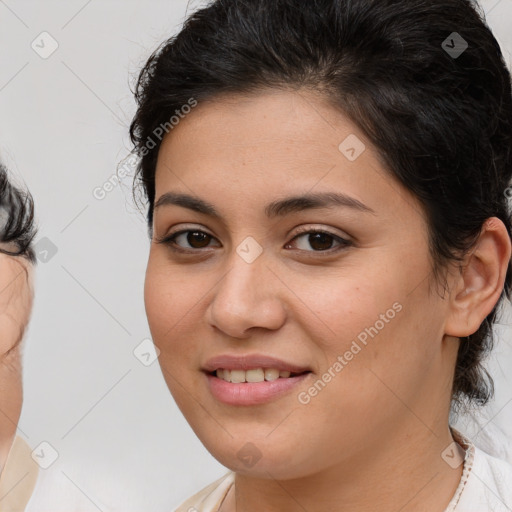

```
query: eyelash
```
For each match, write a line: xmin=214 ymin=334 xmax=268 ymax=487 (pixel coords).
xmin=155 ymin=226 xmax=352 ymax=255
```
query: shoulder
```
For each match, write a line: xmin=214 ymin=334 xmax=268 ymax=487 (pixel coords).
xmin=0 ymin=435 xmax=39 ymax=512
xmin=455 ymin=443 xmax=512 ymax=511
xmin=24 ymin=452 xmax=115 ymax=512
xmin=174 ymin=472 xmax=235 ymax=512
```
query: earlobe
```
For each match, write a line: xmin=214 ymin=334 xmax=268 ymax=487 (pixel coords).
xmin=445 ymin=217 xmax=511 ymax=338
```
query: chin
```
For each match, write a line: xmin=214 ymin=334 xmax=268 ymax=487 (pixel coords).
xmin=197 ymin=434 xmax=317 ymax=481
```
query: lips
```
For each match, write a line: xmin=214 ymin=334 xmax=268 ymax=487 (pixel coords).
xmin=202 ymin=354 xmax=312 ymax=405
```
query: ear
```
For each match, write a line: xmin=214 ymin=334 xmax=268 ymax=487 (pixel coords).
xmin=445 ymin=217 xmax=511 ymax=338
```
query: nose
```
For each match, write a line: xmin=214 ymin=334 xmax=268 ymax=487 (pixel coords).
xmin=207 ymin=248 xmax=287 ymax=339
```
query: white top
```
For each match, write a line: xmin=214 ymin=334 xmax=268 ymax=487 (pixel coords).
xmin=4 ymin=428 xmax=510 ymax=511
xmin=0 ymin=436 xmax=39 ymax=512
xmin=446 ymin=430 xmax=512 ymax=511
xmin=0 ymin=436 xmax=114 ymax=512
xmin=174 ymin=429 xmax=512 ymax=512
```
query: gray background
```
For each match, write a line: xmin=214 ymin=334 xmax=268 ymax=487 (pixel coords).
xmin=0 ymin=0 xmax=511 ymax=510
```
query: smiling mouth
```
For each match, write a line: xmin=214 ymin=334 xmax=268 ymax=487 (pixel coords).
xmin=209 ymin=368 xmax=311 ymax=383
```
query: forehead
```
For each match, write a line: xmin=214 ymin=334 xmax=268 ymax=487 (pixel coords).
xmin=153 ymin=89 xmax=419 ymax=224
xmin=158 ymin=89 xmax=352 ymax=158
xmin=156 ymin=90 xmax=373 ymax=190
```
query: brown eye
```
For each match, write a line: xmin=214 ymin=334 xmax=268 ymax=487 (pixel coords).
xmin=306 ymin=232 xmax=335 ymax=251
xmin=182 ymin=231 xmax=212 ymax=249
xmin=156 ymin=229 xmax=220 ymax=252
xmin=157 ymin=227 xmax=351 ymax=255
xmin=287 ymin=229 xmax=351 ymax=252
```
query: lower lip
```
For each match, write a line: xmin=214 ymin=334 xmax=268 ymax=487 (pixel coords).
xmin=205 ymin=372 xmax=311 ymax=406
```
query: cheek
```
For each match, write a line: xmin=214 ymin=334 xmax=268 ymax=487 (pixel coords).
xmin=0 ymin=289 xmax=32 ymax=356
xmin=312 ymin=248 xmax=433 ymax=355
xmin=144 ymin=263 xmax=203 ymax=414
xmin=291 ymin=266 xmax=403 ymax=354
xmin=143 ymin=257 xmax=203 ymax=367
xmin=294 ymin=259 xmax=440 ymax=404
xmin=304 ymin=291 xmax=444 ymax=431
xmin=144 ymin=256 xmax=186 ymax=332
xmin=0 ymin=316 xmax=20 ymax=356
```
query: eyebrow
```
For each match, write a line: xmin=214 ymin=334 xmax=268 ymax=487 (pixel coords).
xmin=153 ymin=191 xmax=376 ymax=218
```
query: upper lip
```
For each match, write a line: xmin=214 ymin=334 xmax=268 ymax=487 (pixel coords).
xmin=202 ymin=354 xmax=311 ymax=373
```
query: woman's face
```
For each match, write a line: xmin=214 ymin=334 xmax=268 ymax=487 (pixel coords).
xmin=145 ymin=89 xmax=458 ymax=479
xmin=0 ymin=253 xmax=34 ymax=467
xmin=0 ymin=254 xmax=34 ymax=357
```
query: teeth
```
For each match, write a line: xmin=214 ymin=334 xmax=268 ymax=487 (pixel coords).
xmin=214 ymin=368 xmax=298 ymax=383
xmin=230 ymin=370 xmax=245 ymax=383
xmin=246 ymin=368 xmax=265 ymax=383
xmin=264 ymin=368 xmax=279 ymax=381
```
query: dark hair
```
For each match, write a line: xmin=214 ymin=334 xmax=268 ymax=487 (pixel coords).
xmin=0 ymin=164 xmax=37 ymax=264
xmin=130 ymin=0 xmax=512 ymax=410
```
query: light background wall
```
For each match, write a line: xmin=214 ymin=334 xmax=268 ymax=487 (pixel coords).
xmin=0 ymin=0 xmax=511 ymax=510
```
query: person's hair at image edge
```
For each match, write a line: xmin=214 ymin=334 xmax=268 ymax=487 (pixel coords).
xmin=0 ymin=164 xmax=37 ymax=264
xmin=129 ymin=0 xmax=512 ymax=413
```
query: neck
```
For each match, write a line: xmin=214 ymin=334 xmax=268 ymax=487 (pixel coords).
xmin=221 ymin=419 xmax=464 ymax=512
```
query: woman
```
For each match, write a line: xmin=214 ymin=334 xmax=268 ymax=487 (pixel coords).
xmin=0 ymin=164 xmax=38 ymax=511
xmin=130 ymin=0 xmax=512 ymax=510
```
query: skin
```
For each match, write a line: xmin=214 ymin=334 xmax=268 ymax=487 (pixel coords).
xmin=144 ymin=89 xmax=511 ymax=512
xmin=0 ymin=253 xmax=33 ymax=474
